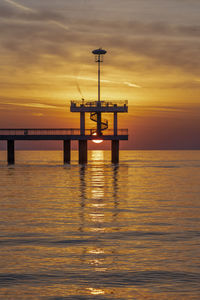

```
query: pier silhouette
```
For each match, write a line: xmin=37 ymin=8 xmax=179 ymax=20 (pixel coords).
xmin=0 ymin=49 xmax=128 ymax=164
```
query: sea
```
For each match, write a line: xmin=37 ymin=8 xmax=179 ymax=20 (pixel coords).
xmin=0 ymin=150 xmax=200 ymax=299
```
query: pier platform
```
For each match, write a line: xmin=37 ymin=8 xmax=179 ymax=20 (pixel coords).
xmin=71 ymin=100 xmax=128 ymax=113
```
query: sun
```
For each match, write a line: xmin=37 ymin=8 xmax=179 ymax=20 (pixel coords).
xmin=93 ymin=139 xmax=103 ymax=144
xmin=92 ymin=132 xmax=103 ymax=144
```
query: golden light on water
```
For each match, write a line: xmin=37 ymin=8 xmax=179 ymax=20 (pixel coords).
xmin=88 ymin=288 xmax=105 ymax=295
xmin=91 ymin=150 xmax=104 ymax=161
xmin=89 ymin=249 xmax=104 ymax=254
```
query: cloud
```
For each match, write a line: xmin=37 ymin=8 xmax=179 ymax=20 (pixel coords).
xmin=0 ymin=96 xmax=66 ymax=110
xmin=77 ymin=18 xmax=200 ymax=38
xmin=1 ymin=0 xmax=200 ymax=75
xmin=32 ymin=113 xmax=44 ymax=117
xmin=4 ymin=0 xmax=33 ymax=12
xmin=5 ymin=102 xmax=61 ymax=109
xmin=0 ymin=0 xmax=200 ymax=90
xmin=2 ymin=0 xmax=69 ymax=31
xmin=65 ymin=75 xmax=141 ymax=88
xmin=130 ymin=104 xmax=200 ymax=118
xmin=124 ymin=82 xmax=141 ymax=88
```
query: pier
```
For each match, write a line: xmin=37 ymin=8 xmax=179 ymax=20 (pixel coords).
xmin=0 ymin=127 xmax=128 ymax=164
xmin=0 ymin=48 xmax=128 ymax=164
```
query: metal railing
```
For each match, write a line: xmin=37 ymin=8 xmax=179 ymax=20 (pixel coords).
xmin=0 ymin=128 xmax=81 ymax=136
xmin=0 ymin=128 xmax=128 ymax=136
xmin=71 ymin=100 xmax=128 ymax=108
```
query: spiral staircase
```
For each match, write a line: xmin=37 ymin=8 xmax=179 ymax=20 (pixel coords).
xmin=90 ymin=112 xmax=108 ymax=135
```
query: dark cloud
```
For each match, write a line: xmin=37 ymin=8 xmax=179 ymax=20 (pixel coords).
xmin=0 ymin=2 xmax=65 ymax=22
xmin=76 ymin=18 xmax=200 ymax=38
xmin=0 ymin=3 xmax=15 ymax=18
xmin=0 ymin=1 xmax=200 ymax=76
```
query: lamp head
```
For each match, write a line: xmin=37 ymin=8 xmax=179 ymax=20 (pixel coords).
xmin=92 ymin=48 xmax=107 ymax=62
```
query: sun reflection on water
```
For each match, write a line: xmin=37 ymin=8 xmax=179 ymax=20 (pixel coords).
xmin=91 ymin=150 xmax=104 ymax=162
xmin=89 ymin=249 xmax=104 ymax=255
xmin=78 ymin=153 xmax=122 ymax=297
xmin=87 ymin=287 xmax=105 ymax=295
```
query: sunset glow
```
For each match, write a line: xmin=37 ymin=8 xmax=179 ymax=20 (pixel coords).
xmin=0 ymin=2 xmax=200 ymax=299
xmin=0 ymin=0 xmax=199 ymax=149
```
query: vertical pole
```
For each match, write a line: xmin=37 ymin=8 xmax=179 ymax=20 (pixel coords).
xmin=63 ymin=140 xmax=71 ymax=164
xmin=112 ymin=140 xmax=119 ymax=164
xmin=114 ymin=112 xmax=118 ymax=136
xmin=7 ymin=140 xmax=15 ymax=164
xmin=79 ymin=140 xmax=87 ymax=164
xmin=97 ymin=54 xmax=101 ymax=135
xmin=80 ymin=112 xmax=85 ymax=135
xmin=97 ymin=112 xmax=101 ymax=136
xmin=98 ymin=54 xmax=100 ymax=102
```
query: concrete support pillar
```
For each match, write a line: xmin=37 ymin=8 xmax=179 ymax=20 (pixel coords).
xmin=79 ymin=140 xmax=87 ymax=164
xmin=97 ymin=112 xmax=101 ymax=136
xmin=112 ymin=140 xmax=119 ymax=164
xmin=7 ymin=140 xmax=15 ymax=164
xmin=114 ymin=112 xmax=118 ymax=135
xmin=63 ymin=140 xmax=71 ymax=164
xmin=80 ymin=112 xmax=85 ymax=135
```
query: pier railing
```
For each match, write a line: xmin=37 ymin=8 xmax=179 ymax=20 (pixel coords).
xmin=71 ymin=100 xmax=128 ymax=108
xmin=0 ymin=128 xmax=128 ymax=136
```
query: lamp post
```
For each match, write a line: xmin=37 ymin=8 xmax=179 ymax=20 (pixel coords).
xmin=92 ymin=48 xmax=107 ymax=102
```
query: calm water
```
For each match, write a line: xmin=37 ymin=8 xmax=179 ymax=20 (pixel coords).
xmin=0 ymin=150 xmax=200 ymax=299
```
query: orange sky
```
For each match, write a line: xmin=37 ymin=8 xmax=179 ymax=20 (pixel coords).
xmin=0 ymin=0 xmax=200 ymax=149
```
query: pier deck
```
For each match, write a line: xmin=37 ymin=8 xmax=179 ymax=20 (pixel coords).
xmin=0 ymin=128 xmax=128 ymax=164
xmin=0 ymin=128 xmax=128 ymax=140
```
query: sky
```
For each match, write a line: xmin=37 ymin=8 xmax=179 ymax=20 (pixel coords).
xmin=0 ymin=0 xmax=200 ymax=149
